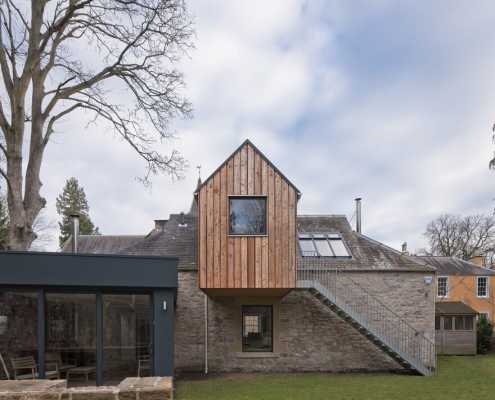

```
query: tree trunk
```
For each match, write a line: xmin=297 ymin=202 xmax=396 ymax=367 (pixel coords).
xmin=4 ymin=0 xmax=45 ymax=250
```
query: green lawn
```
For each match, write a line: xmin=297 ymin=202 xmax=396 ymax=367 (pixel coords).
xmin=176 ymin=355 xmax=495 ymax=400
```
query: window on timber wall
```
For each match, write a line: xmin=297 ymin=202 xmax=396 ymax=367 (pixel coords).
xmin=437 ymin=276 xmax=448 ymax=298
xmin=242 ymin=305 xmax=272 ymax=352
xmin=229 ymin=197 xmax=267 ymax=235
xmin=477 ymin=276 xmax=489 ymax=298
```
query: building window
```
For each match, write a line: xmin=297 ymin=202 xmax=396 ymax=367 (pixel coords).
xmin=298 ymin=233 xmax=350 ymax=258
xmin=454 ymin=316 xmax=474 ymax=331
xmin=443 ymin=316 xmax=453 ymax=330
xmin=229 ymin=197 xmax=267 ymax=235
xmin=435 ymin=316 xmax=441 ymax=330
xmin=242 ymin=305 xmax=272 ymax=352
xmin=477 ymin=276 xmax=489 ymax=298
xmin=437 ymin=276 xmax=448 ymax=298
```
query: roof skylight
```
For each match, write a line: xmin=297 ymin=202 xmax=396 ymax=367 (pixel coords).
xmin=298 ymin=233 xmax=351 ymax=258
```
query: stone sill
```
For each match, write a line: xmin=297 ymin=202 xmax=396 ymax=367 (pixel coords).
xmin=235 ymin=352 xmax=280 ymax=359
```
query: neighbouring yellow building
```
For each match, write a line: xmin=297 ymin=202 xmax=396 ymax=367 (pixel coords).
xmin=415 ymin=256 xmax=495 ymax=322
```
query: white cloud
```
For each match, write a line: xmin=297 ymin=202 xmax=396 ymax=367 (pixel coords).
xmin=30 ymin=0 xmax=495 ymax=256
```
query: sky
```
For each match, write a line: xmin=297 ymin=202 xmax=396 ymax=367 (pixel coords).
xmin=34 ymin=0 xmax=495 ymax=252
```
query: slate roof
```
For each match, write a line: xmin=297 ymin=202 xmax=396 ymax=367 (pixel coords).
xmin=61 ymin=235 xmax=144 ymax=254
xmin=62 ymin=212 xmax=434 ymax=272
xmin=297 ymin=215 xmax=434 ymax=272
xmin=436 ymin=301 xmax=478 ymax=315
xmin=413 ymin=256 xmax=495 ymax=276
xmin=120 ymin=212 xmax=196 ymax=270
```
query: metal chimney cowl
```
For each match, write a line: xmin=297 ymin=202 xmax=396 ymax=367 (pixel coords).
xmin=70 ymin=214 xmax=80 ymax=253
xmin=355 ymin=197 xmax=362 ymax=234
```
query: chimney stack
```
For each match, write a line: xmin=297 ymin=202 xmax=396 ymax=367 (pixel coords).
xmin=355 ymin=198 xmax=362 ymax=234
xmin=154 ymin=219 xmax=168 ymax=231
xmin=70 ymin=214 xmax=80 ymax=253
xmin=401 ymin=242 xmax=409 ymax=255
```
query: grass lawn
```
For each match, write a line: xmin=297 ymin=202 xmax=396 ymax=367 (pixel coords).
xmin=176 ymin=355 xmax=495 ymax=400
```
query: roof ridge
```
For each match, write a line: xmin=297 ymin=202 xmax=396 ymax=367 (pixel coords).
xmin=78 ymin=234 xmax=144 ymax=237
xmin=195 ymin=139 xmax=301 ymax=195
xmin=297 ymin=214 xmax=347 ymax=217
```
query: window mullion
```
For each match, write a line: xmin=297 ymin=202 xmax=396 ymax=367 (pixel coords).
xmin=327 ymin=238 xmax=336 ymax=257
xmin=312 ymin=237 xmax=320 ymax=257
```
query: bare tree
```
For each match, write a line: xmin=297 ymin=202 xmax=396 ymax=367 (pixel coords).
xmin=0 ymin=0 xmax=193 ymax=250
xmin=30 ymin=209 xmax=57 ymax=251
xmin=424 ymin=213 xmax=495 ymax=261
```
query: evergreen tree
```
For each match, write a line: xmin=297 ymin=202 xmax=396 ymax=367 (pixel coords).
xmin=0 ymin=193 xmax=8 ymax=250
xmin=477 ymin=315 xmax=493 ymax=354
xmin=56 ymin=178 xmax=99 ymax=248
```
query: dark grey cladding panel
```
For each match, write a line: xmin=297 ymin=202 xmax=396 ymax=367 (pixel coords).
xmin=0 ymin=251 xmax=178 ymax=288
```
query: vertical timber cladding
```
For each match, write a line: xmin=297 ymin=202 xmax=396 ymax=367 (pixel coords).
xmin=198 ymin=141 xmax=299 ymax=289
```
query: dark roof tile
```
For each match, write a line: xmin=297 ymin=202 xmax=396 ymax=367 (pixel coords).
xmin=119 ymin=213 xmax=196 ymax=270
xmin=61 ymin=235 xmax=144 ymax=255
xmin=297 ymin=215 xmax=434 ymax=272
xmin=436 ymin=301 xmax=478 ymax=315
xmin=413 ymin=256 xmax=495 ymax=276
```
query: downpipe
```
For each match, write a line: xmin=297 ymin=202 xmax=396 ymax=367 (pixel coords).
xmin=204 ymin=293 xmax=208 ymax=375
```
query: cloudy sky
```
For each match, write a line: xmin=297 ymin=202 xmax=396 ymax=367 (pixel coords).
xmin=36 ymin=0 xmax=495 ymax=252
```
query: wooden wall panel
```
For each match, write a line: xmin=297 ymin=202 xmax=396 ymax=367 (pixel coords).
xmin=198 ymin=142 xmax=298 ymax=290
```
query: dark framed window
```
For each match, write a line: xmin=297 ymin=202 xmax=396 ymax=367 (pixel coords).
xmin=229 ymin=196 xmax=267 ymax=235
xmin=454 ymin=315 xmax=474 ymax=331
xmin=298 ymin=233 xmax=351 ymax=258
xmin=443 ymin=316 xmax=453 ymax=331
xmin=242 ymin=305 xmax=272 ymax=352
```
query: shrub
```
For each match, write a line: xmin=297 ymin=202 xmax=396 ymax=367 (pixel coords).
xmin=477 ymin=315 xmax=493 ymax=354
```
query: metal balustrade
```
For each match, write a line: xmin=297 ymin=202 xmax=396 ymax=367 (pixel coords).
xmin=296 ymin=266 xmax=436 ymax=376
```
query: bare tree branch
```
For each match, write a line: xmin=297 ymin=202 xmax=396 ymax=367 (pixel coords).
xmin=0 ymin=0 xmax=194 ymax=249
xmin=424 ymin=213 xmax=495 ymax=261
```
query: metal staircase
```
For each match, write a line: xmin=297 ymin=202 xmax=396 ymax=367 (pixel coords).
xmin=297 ymin=267 xmax=436 ymax=376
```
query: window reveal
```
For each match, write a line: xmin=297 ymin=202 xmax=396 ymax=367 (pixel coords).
xmin=241 ymin=305 xmax=273 ymax=352
xmin=229 ymin=197 xmax=267 ymax=235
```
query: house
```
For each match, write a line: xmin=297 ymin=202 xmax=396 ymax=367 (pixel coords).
xmin=414 ymin=256 xmax=495 ymax=323
xmin=60 ymin=140 xmax=437 ymax=377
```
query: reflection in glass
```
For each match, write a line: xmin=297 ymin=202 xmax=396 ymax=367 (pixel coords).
xmin=0 ymin=291 xmax=38 ymax=379
xmin=45 ymin=293 xmax=96 ymax=382
xmin=314 ymin=239 xmax=333 ymax=256
xmin=242 ymin=305 xmax=272 ymax=352
xmin=103 ymin=294 xmax=152 ymax=384
xmin=229 ymin=197 xmax=267 ymax=235
xmin=299 ymin=239 xmax=317 ymax=256
xmin=329 ymin=239 xmax=349 ymax=257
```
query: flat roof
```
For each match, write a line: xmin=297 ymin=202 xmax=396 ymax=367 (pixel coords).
xmin=0 ymin=251 xmax=178 ymax=289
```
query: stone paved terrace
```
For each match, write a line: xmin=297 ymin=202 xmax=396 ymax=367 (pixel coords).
xmin=0 ymin=377 xmax=173 ymax=399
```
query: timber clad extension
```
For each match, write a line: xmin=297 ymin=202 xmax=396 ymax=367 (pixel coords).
xmin=197 ymin=140 xmax=299 ymax=290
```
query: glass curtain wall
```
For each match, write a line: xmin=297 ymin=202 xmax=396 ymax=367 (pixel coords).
xmin=102 ymin=294 xmax=152 ymax=384
xmin=45 ymin=293 xmax=97 ymax=383
xmin=0 ymin=291 xmax=38 ymax=379
xmin=0 ymin=290 xmax=153 ymax=385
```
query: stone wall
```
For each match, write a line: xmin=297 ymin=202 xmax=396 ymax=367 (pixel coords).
xmin=174 ymin=271 xmax=206 ymax=372
xmin=0 ymin=377 xmax=172 ymax=400
xmin=174 ymin=270 xmax=435 ymax=373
